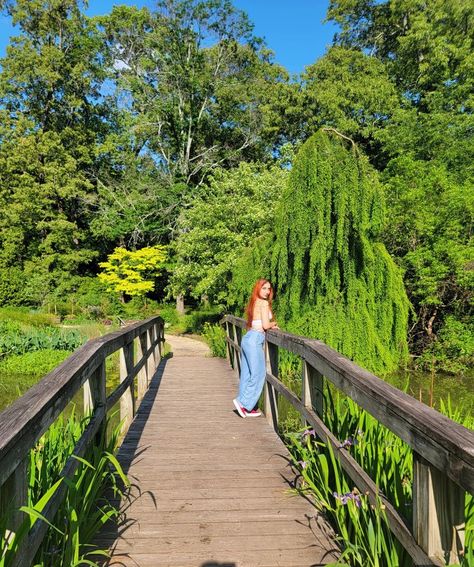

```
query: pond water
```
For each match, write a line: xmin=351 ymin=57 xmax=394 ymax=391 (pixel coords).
xmin=385 ymin=369 xmax=474 ymax=421
xmin=0 ymin=359 xmax=121 ymax=416
xmin=1 ymin=364 xmax=472 ymax=423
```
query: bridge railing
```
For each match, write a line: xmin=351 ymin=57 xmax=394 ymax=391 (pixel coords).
xmin=222 ymin=314 xmax=474 ymax=567
xmin=0 ymin=316 xmax=165 ymax=566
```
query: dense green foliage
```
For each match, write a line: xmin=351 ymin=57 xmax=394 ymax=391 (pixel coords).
xmin=0 ymin=321 xmax=84 ymax=358
xmin=201 ymin=322 xmax=227 ymax=357
xmin=0 ymin=0 xmax=472 ymax=372
xmin=233 ymin=131 xmax=410 ymax=374
xmin=0 ymin=349 xmax=70 ymax=375
xmin=324 ymin=0 xmax=474 ymax=371
xmin=170 ymin=162 xmax=287 ymax=302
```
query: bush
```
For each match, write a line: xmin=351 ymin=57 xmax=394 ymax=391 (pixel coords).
xmin=0 ymin=349 xmax=71 ymax=376
xmin=184 ymin=307 xmax=222 ymax=333
xmin=0 ymin=268 xmax=30 ymax=306
xmin=0 ymin=323 xmax=85 ymax=358
xmin=157 ymin=303 xmax=181 ymax=327
xmin=202 ymin=323 xmax=227 ymax=357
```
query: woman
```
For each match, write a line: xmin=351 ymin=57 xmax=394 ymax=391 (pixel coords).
xmin=233 ymin=279 xmax=278 ymax=418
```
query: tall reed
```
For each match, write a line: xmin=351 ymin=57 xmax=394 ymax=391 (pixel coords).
xmin=1 ymin=408 xmax=129 ymax=566
xmin=283 ymin=381 xmax=473 ymax=566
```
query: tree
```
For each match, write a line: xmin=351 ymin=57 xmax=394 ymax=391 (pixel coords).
xmin=170 ymin=162 xmax=287 ymax=302
xmin=381 ymin=157 xmax=473 ymax=360
xmin=98 ymin=0 xmax=286 ymax=188
xmin=98 ymin=246 xmax=167 ymax=302
xmin=326 ymin=0 xmax=474 ymax=366
xmin=299 ymin=47 xmax=399 ymax=165
xmin=271 ymin=130 xmax=409 ymax=374
xmin=0 ymin=0 xmax=107 ymax=304
xmin=327 ymin=0 xmax=474 ymax=107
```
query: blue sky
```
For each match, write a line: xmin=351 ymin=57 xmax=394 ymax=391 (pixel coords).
xmin=0 ymin=1 xmax=337 ymax=76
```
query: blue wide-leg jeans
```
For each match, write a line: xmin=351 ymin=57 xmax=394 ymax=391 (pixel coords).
xmin=237 ymin=330 xmax=266 ymax=411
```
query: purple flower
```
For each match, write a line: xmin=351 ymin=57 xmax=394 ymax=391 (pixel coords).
xmin=302 ymin=428 xmax=316 ymax=439
xmin=333 ymin=491 xmax=362 ymax=508
xmin=338 ymin=436 xmax=358 ymax=449
xmin=298 ymin=460 xmax=308 ymax=469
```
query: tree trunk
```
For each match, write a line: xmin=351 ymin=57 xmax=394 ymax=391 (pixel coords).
xmin=176 ymin=294 xmax=185 ymax=315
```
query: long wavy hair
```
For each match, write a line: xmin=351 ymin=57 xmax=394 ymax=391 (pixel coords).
xmin=245 ymin=279 xmax=274 ymax=329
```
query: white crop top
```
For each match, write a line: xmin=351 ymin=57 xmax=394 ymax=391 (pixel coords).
xmin=251 ymin=310 xmax=272 ymax=332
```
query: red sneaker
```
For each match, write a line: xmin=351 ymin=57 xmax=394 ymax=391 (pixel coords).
xmin=245 ymin=408 xmax=262 ymax=417
xmin=233 ymin=398 xmax=246 ymax=418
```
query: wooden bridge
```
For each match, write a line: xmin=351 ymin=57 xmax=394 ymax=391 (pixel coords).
xmin=0 ymin=316 xmax=473 ymax=566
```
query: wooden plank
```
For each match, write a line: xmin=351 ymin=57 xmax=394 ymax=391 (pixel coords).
xmin=146 ymin=327 xmax=155 ymax=381
xmin=120 ymin=341 xmax=135 ymax=434
xmin=0 ymin=458 xmax=27 ymax=538
xmin=136 ymin=332 xmax=148 ymax=403
xmin=264 ymin=341 xmax=279 ymax=431
xmin=302 ymin=360 xmax=323 ymax=419
xmin=95 ymin=337 xmax=338 ymax=566
xmin=413 ymin=452 xmax=465 ymax=564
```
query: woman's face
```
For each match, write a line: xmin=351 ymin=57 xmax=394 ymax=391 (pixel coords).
xmin=259 ymin=282 xmax=271 ymax=299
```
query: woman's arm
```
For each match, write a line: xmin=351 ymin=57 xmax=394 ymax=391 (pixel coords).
xmin=259 ymin=300 xmax=278 ymax=330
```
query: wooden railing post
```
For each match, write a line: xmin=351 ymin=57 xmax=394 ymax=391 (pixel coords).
xmin=228 ymin=323 xmax=236 ymax=371
xmin=147 ymin=326 xmax=155 ymax=380
xmin=264 ymin=340 xmax=279 ymax=432
xmin=83 ymin=361 xmax=106 ymax=415
xmin=120 ymin=340 xmax=135 ymax=434
xmin=0 ymin=458 xmax=28 ymax=542
xmin=234 ymin=325 xmax=242 ymax=377
xmin=413 ymin=452 xmax=465 ymax=564
xmin=225 ymin=321 xmax=233 ymax=367
xmin=154 ymin=321 xmax=162 ymax=367
xmin=156 ymin=321 xmax=163 ymax=362
xmin=302 ymin=360 xmax=324 ymax=421
xmin=84 ymin=361 xmax=107 ymax=447
xmin=137 ymin=331 xmax=148 ymax=403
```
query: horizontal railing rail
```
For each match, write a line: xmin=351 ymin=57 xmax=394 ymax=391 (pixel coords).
xmin=0 ymin=316 xmax=165 ymax=566
xmin=222 ymin=314 xmax=474 ymax=567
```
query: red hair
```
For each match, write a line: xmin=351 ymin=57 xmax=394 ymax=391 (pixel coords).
xmin=245 ymin=279 xmax=274 ymax=329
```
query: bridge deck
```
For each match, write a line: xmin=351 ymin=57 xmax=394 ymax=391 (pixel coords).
xmin=97 ymin=335 xmax=338 ymax=567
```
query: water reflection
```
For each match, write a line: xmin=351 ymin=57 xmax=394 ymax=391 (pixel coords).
xmin=385 ymin=369 xmax=474 ymax=421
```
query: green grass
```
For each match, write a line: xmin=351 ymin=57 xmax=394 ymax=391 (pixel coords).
xmin=0 ymin=307 xmax=59 ymax=327
xmin=201 ymin=322 xmax=227 ymax=357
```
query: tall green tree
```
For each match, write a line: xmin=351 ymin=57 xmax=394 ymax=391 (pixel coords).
xmin=327 ymin=0 xmax=474 ymax=106
xmin=98 ymin=0 xmax=285 ymax=189
xmin=0 ymin=0 xmax=107 ymax=304
xmin=170 ymin=161 xmax=287 ymax=302
xmin=326 ymin=0 xmax=474 ymax=365
xmin=299 ymin=47 xmax=399 ymax=165
xmin=271 ymin=130 xmax=409 ymax=374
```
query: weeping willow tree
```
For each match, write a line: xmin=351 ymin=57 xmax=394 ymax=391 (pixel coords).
xmin=271 ymin=130 xmax=410 ymax=374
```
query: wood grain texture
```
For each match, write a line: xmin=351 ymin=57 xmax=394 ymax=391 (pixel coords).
xmin=95 ymin=335 xmax=339 ymax=566
xmin=222 ymin=316 xmax=474 ymax=494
